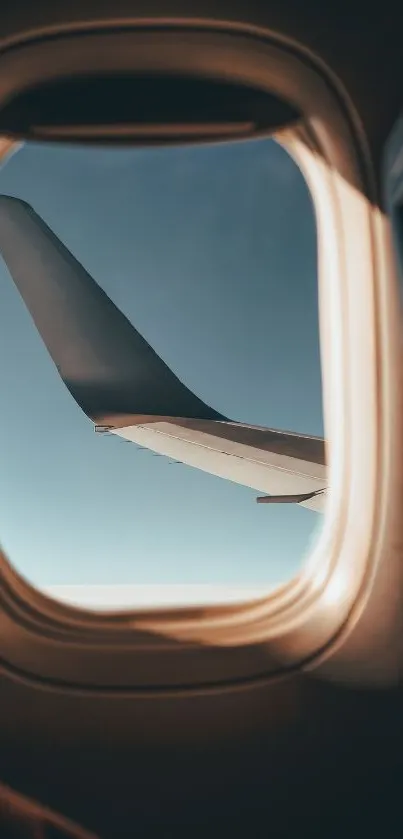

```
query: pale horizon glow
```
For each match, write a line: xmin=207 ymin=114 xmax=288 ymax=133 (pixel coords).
xmin=44 ymin=584 xmax=273 ymax=610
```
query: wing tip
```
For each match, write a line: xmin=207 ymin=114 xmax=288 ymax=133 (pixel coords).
xmin=0 ymin=193 xmax=33 ymax=213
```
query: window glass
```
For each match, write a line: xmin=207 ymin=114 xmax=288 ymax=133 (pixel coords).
xmin=0 ymin=137 xmax=323 ymax=609
xmin=385 ymin=113 xmax=403 ymax=299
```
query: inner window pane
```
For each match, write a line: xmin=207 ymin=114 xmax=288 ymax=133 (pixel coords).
xmin=0 ymin=137 xmax=323 ymax=609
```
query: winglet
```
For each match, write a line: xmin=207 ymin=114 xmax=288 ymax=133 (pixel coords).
xmin=0 ymin=195 xmax=225 ymax=426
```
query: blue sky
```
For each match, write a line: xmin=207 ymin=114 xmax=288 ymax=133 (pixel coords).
xmin=0 ymin=137 xmax=323 ymax=597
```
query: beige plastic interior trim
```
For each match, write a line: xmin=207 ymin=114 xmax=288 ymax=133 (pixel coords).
xmin=0 ymin=21 xmax=399 ymax=691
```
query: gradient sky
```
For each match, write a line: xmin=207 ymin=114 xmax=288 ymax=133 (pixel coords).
xmin=0 ymin=137 xmax=323 ymax=597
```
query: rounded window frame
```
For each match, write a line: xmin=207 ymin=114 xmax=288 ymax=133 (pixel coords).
xmin=0 ymin=21 xmax=392 ymax=692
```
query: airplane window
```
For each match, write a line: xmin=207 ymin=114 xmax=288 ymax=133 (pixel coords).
xmin=0 ymin=137 xmax=324 ymax=610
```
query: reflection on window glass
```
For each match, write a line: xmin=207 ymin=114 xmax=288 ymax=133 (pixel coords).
xmin=385 ymin=114 xmax=403 ymax=308
xmin=0 ymin=137 xmax=323 ymax=608
xmin=392 ymin=202 xmax=403 ymax=294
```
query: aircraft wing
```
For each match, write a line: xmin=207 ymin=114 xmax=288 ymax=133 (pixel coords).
xmin=108 ymin=420 xmax=327 ymax=511
xmin=0 ymin=195 xmax=327 ymax=512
